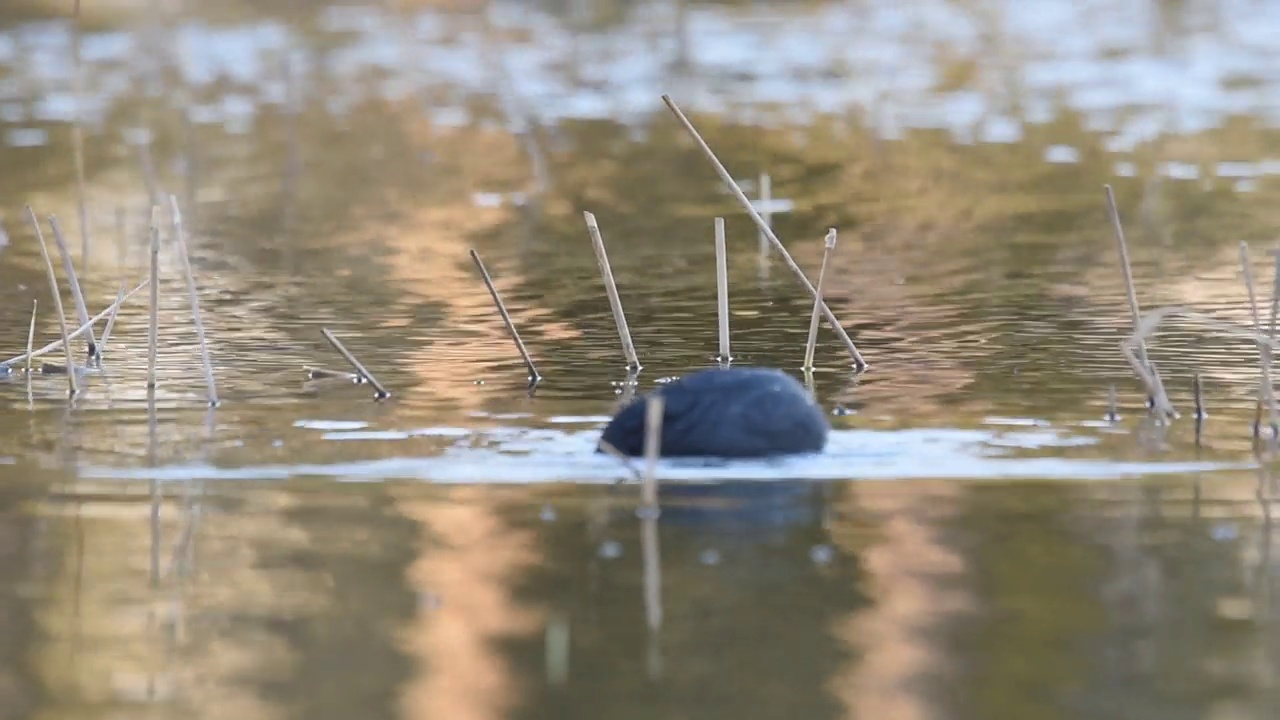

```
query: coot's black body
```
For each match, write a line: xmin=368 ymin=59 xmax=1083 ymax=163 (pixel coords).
xmin=598 ymin=367 xmax=829 ymax=458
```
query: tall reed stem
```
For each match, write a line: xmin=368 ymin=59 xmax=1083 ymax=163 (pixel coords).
xmin=25 ymin=300 xmax=37 ymax=380
xmin=661 ymin=95 xmax=867 ymax=370
xmin=48 ymin=214 xmax=97 ymax=363
xmin=1104 ymin=185 xmax=1172 ymax=416
xmin=583 ymin=212 xmax=641 ymax=371
xmin=25 ymin=206 xmax=77 ymax=395
xmin=804 ymin=229 xmax=838 ymax=370
xmin=169 ymin=196 xmax=218 ymax=406
xmin=714 ymin=217 xmax=730 ymax=364
xmin=469 ymin=249 xmax=541 ymax=382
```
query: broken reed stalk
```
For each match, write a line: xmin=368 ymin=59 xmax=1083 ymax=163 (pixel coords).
xmin=320 ymin=328 xmax=390 ymax=400
xmin=1103 ymin=184 xmax=1172 ymax=417
xmin=583 ymin=212 xmax=641 ymax=371
xmin=25 ymin=300 xmax=37 ymax=378
xmin=468 ymin=249 xmax=541 ymax=382
xmin=98 ymin=283 xmax=126 ymax=358
xmin=1240 ymin=242 xmax=1278 ymax=437
xmin=1 ymin=279 xmax=148 ymax=368
xmin=25 ymin=206 xmax=77 ymax=395
xmin=642 ymin=394 xmax=664 ymax=508
xmin=148 ymin=206 xmax=160 ymax=389
xmin=169 ymin=196 xmax=218 ymax=406
xmin=714 ymin=217 xmax=731 ymax=363
xmin=661 ymin=94 xmax=868 ymax=370
xmin=803 ymin=229 xmax=838 ymax=370
xmin=48 ymin=215 xmax=98 ymax=362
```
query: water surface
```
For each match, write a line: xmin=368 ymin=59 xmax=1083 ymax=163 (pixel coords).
xmin=2 ymin=0 xmax=1280 ymax=717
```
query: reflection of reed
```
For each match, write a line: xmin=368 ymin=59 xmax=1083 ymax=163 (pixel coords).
xmin=640 ymin=395 xmax=664 ymax=678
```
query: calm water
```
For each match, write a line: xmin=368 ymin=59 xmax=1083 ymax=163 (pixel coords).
xmin=2 ymin=0 xmax=1280 ymax=717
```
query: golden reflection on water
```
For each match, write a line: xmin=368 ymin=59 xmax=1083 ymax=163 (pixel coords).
xmin=397 ymin=488 xmax=542 ymax=720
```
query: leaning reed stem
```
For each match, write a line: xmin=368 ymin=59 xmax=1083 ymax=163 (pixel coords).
xmin=98 ymin=283 xmax=126 ymax=360
xmin=320 ymin=328 xmax=391 ymax=400
xmin=1 ymin=279 xmax=148 ymax=368
xmin=25 ymin=206 xmax=77 ymax=395
xmin=48 ymin=214 xmax=97 ymax=363
xmin=1104 ymin=185 xmax=1173 ymax=417
xmin=757 ymin=172 xmax=772 ymax=257
xmin=661 ymin=94 xmax=867 ymax=370
xmin=583 ymin=211 xmax=641 ymax=371
xmin=169 ymin=196 xmax=218 ymax=406
xmin=25 ymin=300 xmax=37 ymax=379
xmin=804 ymin=229 xmax=838 ymax=370
xmin=469 ymin=248 xmax=541 ymax=382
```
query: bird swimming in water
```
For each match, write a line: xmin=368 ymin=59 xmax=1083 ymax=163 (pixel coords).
xmin=598 ymin=366 xmax=829 ymax=458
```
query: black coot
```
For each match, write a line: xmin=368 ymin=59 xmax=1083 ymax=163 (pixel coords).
xmin=598 ymin=366 xmax=829 ymax=458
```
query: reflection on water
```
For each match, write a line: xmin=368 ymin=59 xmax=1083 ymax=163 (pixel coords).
xmin=2 ymin=0 xmax=1280 ymax=717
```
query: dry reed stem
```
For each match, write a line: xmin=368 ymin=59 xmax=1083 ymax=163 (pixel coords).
xmin=1104 ymin=185 xmax=1173 ymax=416
xmin=661 ymin=94 xmax=868 ymax=370
xmin=25 ymin=300 xmax=37 ymax=379
xmin=25 ymin=206 xmax=77 ymax=395
xmin=2 ymin=279 xmax=148 ymax=368
xmin=148 ymin=206 xmax=160 ymax=389
xmin=1240 ymin=242 xmax=1277 ymax=436
xmin=468 ymin=249 xmax=541 ymax=381
xmin=48 ymin=215 xmax=97 ymax=362
xmin=98 ymin=283 xmax=126 ymax=358
xmin=714 ymin=217 xmax=731 ymax=363
xmin=1105 ymin=384 xmax=1118 ymax=422
xmin=804 ymin=229 xmax=838 ymax=370
xmin=583 ymin=212 xmax=641 ymax=371
xmin=642 ymin=394 xmax=664 ymax=507
xmin=169 ymin=196 xmax=218 ymax=406
xmin=320 ymin=328 xmax=391 ymax=400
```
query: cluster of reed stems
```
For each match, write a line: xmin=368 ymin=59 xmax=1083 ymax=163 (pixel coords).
xmin=1108 ymin=184 xmax=1280 ymax=455
xmin=9 ymin=195 xmax=218 ymax=407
